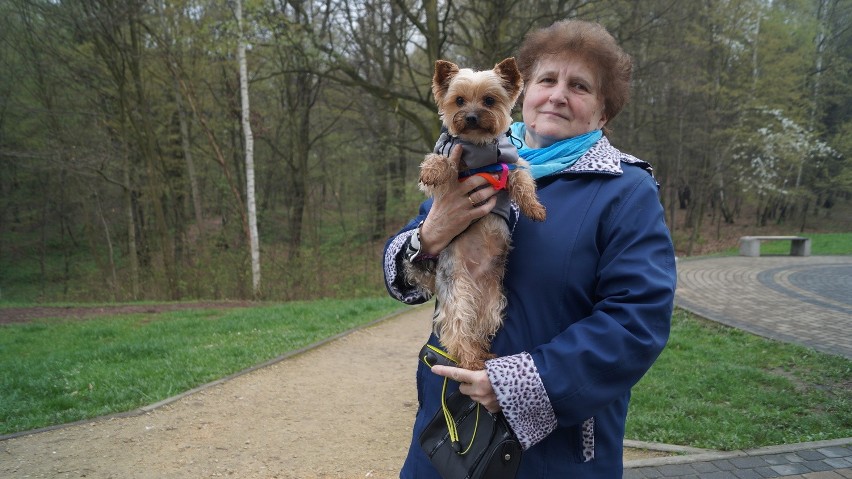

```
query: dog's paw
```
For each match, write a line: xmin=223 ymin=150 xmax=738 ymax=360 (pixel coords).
xmin=523 ymin=202 xmax=547 ymax=222
xmin=526 ymin=204 xmax=547 ymax=221
xmin=419 ymin=154 xmax=455 ymax=186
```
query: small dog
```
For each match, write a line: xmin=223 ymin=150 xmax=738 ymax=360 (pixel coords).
xmin=406 ymin=58 xmax=546 ymax=370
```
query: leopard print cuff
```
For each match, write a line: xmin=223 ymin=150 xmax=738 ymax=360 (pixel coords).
xmin=383 ymin=231 xmax=430 ymax=304
xmin=485 ymin=352 xmax=557 ymax=450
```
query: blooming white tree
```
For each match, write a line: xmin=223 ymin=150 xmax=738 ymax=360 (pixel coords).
xmin=734 ymin=109 xmax=838 ymax=197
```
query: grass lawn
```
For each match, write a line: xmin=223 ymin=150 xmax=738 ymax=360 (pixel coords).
xmin=0 ymin=297 xmax=404 ymax=435
xmin=627 ymin=310 xmax=851 ymax=450
xmin=1 ymin=300 xmax=850 ymax=451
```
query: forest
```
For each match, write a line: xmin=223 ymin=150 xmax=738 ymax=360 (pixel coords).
xmin=1 ymin=0 xmax=850 ymax=303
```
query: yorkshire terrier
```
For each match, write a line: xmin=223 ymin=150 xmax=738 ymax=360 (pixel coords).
xmin=406 ymin=58 xmax=546 ymax=370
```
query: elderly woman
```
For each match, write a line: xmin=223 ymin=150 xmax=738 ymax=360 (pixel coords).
xmin=383 ymin=19 xmax=676 ymax=478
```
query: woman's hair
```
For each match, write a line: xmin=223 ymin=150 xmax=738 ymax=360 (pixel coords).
xmin=516 ymin=20 xmax=633 ymax=130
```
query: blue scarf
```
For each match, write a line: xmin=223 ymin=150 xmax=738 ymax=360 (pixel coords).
xmin=509 ymin=122 xmax=603 ymax=179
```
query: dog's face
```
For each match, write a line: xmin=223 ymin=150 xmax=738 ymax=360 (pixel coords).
xmin=432 ymin=58 xmax=523 ymax=145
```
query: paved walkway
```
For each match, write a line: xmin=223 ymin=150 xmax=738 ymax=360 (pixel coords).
xmin=626 ymin=255 xmax=852 ymax=478
xmin=675 ymin=256 xmax=852 ymax=359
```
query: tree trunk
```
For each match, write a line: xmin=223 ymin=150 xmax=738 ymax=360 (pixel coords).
xmin=128 ymin=15 xmax=178 ymax=300
xmin=94 ymin=190 xmax=118 ymax=301
xmin=236 ymin=0 xmax=261 ymax=298
xmin=123 ymin=157 xmax=140 ymax=300
xmin=174 ymin=76 xmax=205 ymax=244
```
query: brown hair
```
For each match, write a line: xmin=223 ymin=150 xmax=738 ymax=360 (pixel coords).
xmin=516 ymin=20 xmax=633 ymax=132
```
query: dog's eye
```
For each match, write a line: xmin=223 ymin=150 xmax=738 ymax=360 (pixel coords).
xmin=455 ymin=97 xmax=465 ymax=106
xmin=484 ymin=96 xmax=496 ymax=107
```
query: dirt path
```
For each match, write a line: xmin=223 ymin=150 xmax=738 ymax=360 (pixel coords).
xmin=1 ymin=305 xmax=666 ymax=478
xmin=2 ymin=306 xmax=430 ymax=478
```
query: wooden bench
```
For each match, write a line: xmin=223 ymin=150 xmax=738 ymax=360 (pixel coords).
xmin=739 ymin=236 xmax=811 ymax=257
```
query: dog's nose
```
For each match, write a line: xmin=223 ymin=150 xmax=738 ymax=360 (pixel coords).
xmin=465 ymin=114 xmax=479 ymax=126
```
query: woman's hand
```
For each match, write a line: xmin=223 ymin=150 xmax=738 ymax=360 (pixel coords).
xmin=419 ymin=145 xmax=497 ymax=255
xmin=431 ymin=365 xmax=501 ymax=413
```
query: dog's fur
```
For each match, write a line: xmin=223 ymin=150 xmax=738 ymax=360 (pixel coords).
xmin=406 ymin=58 xmax=546 ymax=370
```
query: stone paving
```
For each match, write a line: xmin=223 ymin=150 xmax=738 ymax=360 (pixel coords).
xmin=625 ymin=255 xmax=852 ymax=478
xmin=625 ymin=439 xmax=852 ymax=478
xmin=674 ymin=255 xmax=852 ymax=359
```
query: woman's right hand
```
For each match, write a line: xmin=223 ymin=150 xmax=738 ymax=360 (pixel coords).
xmin=418 ymin=145 xmax=497 ymax=256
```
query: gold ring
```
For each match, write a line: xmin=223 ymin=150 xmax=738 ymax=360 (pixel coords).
xmin=468 ymin=195 xmax=475 ymax=207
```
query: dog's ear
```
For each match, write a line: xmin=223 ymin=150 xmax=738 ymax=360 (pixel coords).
xmin=432 ymin=60 xmax=459 ymax=104
xmin=494 ymin=57 xmax=523 ymax=102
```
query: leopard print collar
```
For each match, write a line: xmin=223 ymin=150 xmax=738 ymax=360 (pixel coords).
xmin=559 ymin=136 xmax=654 ymax=178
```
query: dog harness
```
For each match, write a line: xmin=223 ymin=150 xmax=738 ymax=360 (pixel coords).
xmin=433 ymin=129 xmax=523 ymax=222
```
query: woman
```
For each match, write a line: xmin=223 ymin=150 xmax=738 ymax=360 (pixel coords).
xmin=384 ymin=19 xmax=676 ymax=478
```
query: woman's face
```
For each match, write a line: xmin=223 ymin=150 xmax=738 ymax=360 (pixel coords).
xmin=522 ymin=55 xmax=607 ymax=148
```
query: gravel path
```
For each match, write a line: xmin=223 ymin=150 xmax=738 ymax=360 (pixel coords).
xmin=1 ymin=306 xmax=431 ymax=478
xmin=1 ymin=305 xmax=664 ymax=478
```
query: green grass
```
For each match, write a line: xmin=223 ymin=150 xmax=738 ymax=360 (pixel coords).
xmin=728 ymin=232 xmax=852 ymax=256
xmin=627 ymin=309 xmax=852 ymax=450
xmin=2 ymin=301 xmax=850 ymax=451
xmin=0 ymin=297 xmax=405 ymax=435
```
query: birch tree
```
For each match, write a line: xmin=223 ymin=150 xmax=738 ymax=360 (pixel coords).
xmin=236 ymin=0 xmax=261 ymax=298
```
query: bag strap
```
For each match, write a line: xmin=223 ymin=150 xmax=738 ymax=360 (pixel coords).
xmin=420 ymin=343 xmax=483 ymax=455
xmin=440 ymin=376 xmax=481 ymax=455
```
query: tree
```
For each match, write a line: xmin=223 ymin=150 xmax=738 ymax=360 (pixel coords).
xmin=236 ymin=0 xmax=261 ymax=297
xmin=2 ymin=0 xmax=849 ymax=302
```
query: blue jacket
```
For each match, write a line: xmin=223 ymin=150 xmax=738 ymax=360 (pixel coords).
xmin=383 ymin=136 xmax=676 ymax=478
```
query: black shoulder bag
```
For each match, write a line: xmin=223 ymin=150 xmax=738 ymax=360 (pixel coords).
xmin=418 ymin=345 xmax=522 ymax=479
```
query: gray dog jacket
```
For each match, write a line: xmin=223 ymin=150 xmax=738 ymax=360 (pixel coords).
xmin=433 ymin=130 xmax=520 ymax=222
